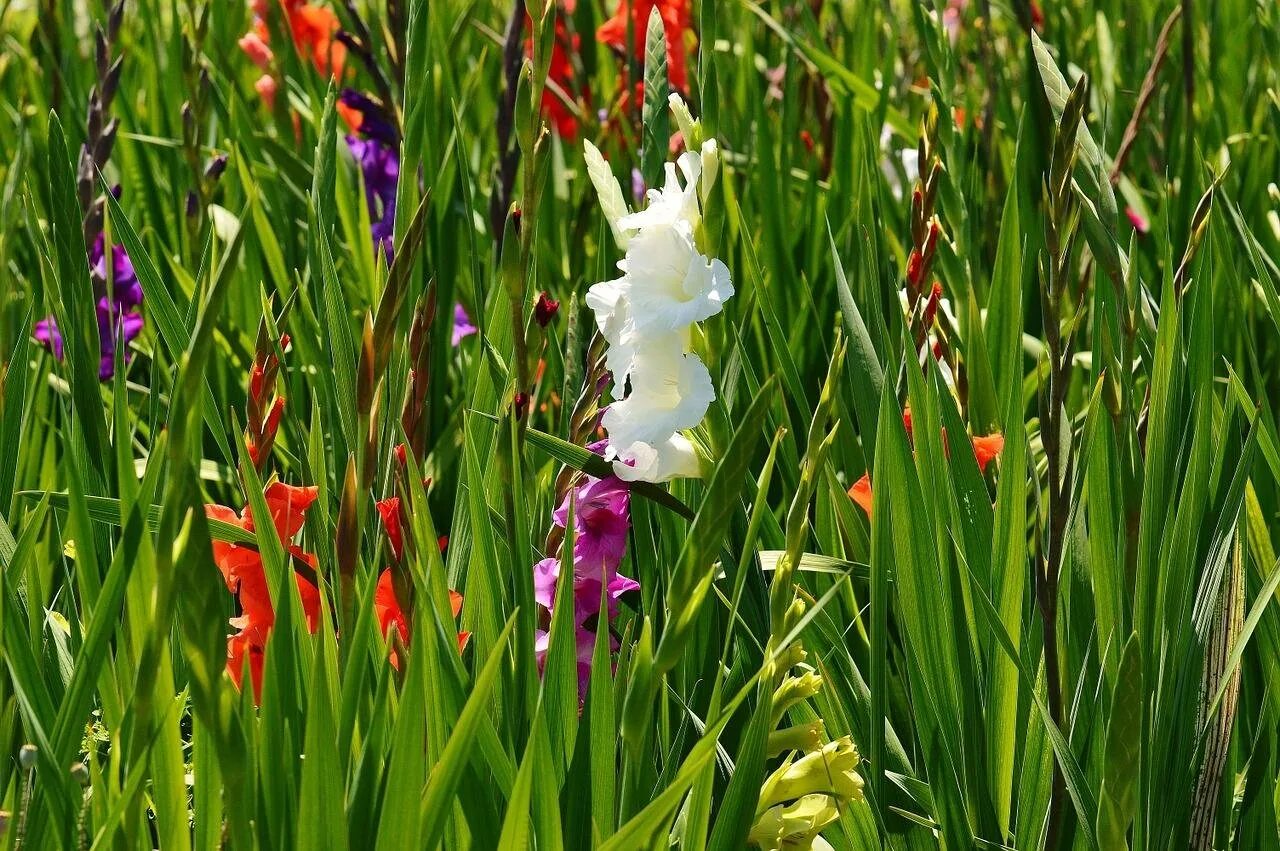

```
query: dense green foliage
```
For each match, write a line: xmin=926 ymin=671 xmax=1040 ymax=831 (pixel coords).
xmin=1 ymin=0 xmax=1279 ymax=848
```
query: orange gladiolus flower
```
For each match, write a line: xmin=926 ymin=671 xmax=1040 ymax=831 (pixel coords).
xmin=971 ymin=433 xmax=1005 ymax=473
xmin=207 ymin=482 xmax=322 ymax=699
xmin=848 ymin=473 xmax=873 ymax=518
xmin=848 ymin=410 xmax=1005 ymax=520
xmin=242 ymin=0 xmax=359 ymax=129
xmin=375 ymin=571 xmax=469 ymax=670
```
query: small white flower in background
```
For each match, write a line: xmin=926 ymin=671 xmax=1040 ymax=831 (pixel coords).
xmin=880 ymin=124 xmax=919 ymax=200
xmin=582 ymin=95 xmax=733 ymax=483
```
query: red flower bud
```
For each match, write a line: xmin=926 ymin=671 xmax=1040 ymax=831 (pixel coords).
xmin=265 ymin=396 xmax=286 ymax=435
xmin=534 ymin=291 xmax=560 ymax=327
xmin=923 ymin=281 xmax=943 ymax=325
xmin=906 ymin=249 xmax=923 ymax=287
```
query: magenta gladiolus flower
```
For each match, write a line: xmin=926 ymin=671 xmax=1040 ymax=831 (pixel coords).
xmin=532 ymin=441 xmax=637 ymax=697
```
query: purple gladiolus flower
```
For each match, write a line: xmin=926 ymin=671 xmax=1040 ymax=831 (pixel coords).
xmin=346 ymin=134 xmax=399 ymax=263
xmin=451 ymin=303 xmax=477 ymax=346
xmin=34 ymin=234 xmax=145 ymax=381
xmin=342 ymin=90 xmax=400 ymax=264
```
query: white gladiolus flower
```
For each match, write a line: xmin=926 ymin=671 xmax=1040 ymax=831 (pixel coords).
xmin=619 ymin=151 xmax=705 ymax=234
xmin=591 ymin=223 xmax=732 ymax=345
xmin=611 ymin=433 xmax=701 ymax=483
xmin=581 ymin=97 xmax=732 ymax=484
xmin=602 ymin=343 xmax=714 ymax=447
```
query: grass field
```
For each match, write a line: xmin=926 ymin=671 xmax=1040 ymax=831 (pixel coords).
xmin=1 ymin=0 xmax=1279 ymax=848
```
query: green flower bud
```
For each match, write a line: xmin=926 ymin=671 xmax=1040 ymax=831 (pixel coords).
xmin=771 ymin=670 xmax=822 ymax=727
xmin=767 ymin=721 xmax=826 ymax=757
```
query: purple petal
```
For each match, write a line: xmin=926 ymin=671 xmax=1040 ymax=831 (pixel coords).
xmin=33 ymin=317 xmax=65 ymax=359
xmin=451 ymin=303 xmax=477 ymax=346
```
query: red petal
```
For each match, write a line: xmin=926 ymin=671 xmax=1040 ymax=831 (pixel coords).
xmin=255 ymin=482 xmax=319 ymax=540
xmin=376 ymin=497 xmax=404 ymax=562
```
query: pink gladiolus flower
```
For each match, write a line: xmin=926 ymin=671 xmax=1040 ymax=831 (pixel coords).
xmin=1125 ymin=206 xmax=1150 ymax=235
xmin=239 ymin=32 xmax=274 ymax=69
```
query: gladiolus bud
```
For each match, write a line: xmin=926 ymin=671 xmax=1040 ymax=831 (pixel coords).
xmin=239 ymin=32 xmax=273 ymax=69
xmin=534 ymin=291 xmax=559 ymax=327
xmin=767 ymin=721 xmax=826 ymax=757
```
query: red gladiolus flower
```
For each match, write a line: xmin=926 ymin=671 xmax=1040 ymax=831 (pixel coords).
xmin=527 ymin=3 xmax=587 ymax=139
xmin=207 ymin=482 xmax=322 ymax=699
xmin=848 ymin=411 xmax=1005 ymax=520
xmin=597 ymin=0 xmax=692 ymax=96
xmin=242 ymin=0 xmax=358 ymax=129
xmin=375 ymin=571 xmax=469 ymax=670
xmin=376 ymin=496 xmax=404 ymax=562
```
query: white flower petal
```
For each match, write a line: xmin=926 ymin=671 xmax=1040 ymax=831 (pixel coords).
xmin=612 ymin=224 xmax=733 ymax=338
xmin=611 ymin=433 xmax=701 ymax=482
xmin=603 ymin=344 xmax=714 ymax=447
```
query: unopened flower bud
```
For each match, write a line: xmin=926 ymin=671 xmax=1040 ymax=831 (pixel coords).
xmin=19 ymin=745 xmax=37 ymax=770
xmin=534 ymin=291 xmax=559 ymax=327
xmin=204 ymin=154 xmax=229 ymax=182
xmin=772 ymin=670 xmax=823 ymax=725
xmin=767 ymin=721 xmax=826 ymax=757
xmin=70 ymin=762 xmax=90 ymax=787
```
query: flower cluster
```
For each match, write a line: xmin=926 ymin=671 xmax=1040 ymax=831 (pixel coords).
xmin=749 ymin=737 xmax=865 ymax=850
xmin=847 ymin=408 xmax=1004 ymax=518
xmin=533 ymin=441 xmax=637 ymax=694
xmin=584 ymin=95 xmax=731 ymax=482
xmin=207 ymin=482 xmax=322 ymax=699
xmin=530 ymin=0 xmax=692 ymax=139
xmin=240 ymin=0 xmax=345 ymax=108
xmin=34 ymin=234 xmax=145 ymax=381
xmin=597 ymin=0 xmax=691 ymax=99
